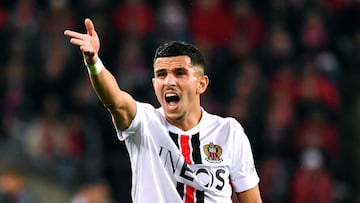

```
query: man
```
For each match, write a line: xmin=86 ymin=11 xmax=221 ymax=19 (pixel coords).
xmin=64 ymin=18 xmax=262 ymax=203
xmin=0 ymin=167 xmax=37 ymax=203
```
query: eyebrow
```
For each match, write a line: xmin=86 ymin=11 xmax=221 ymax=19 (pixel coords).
xmin=155 ymin=66 xmax=189 ymax=73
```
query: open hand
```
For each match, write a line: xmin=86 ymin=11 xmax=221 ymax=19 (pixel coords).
xmin=64 ymin=18 xmax=100 ymax=64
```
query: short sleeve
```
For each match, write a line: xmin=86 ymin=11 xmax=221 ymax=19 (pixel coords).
xmin=229 ymin=121 xmax=260 ymax=192
xmin=114 ymin=102 xmax=149 ymax=141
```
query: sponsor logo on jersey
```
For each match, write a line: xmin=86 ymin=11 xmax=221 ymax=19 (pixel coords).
xmin=165 ymin=132 xmax=228 ymax=202
xmin=203 ymin=142 xmax=223 ymax=163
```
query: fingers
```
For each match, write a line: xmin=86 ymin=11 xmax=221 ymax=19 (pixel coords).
xmin=68 ymin=39 xmax=95 ymax=55
xmin=64 ymin=18 xmax=99 ymax=63
xmin=84 ymin=18 xmax=96 ymax=36
xmin=63 ymin=18 xmax=96 ymax=39
xmin=63 ymin=30 xmax=86 ymax=46
xmin=64 ymin=30 xmax=84 ymax=39
xmin=68 ymin=38 xmax=85 ymax=46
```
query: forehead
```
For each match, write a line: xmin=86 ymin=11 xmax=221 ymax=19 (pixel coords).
xmin=154 ymin=55 xmax=192 ymax=70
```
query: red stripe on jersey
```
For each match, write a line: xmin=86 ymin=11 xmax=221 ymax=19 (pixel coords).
xmin=185 ymin=185 xmax=195 ymax=203
xmin=180 ymin=135 xmax=195 ymax=203
xmin=180 ymin=135 xmax=192 ymax=164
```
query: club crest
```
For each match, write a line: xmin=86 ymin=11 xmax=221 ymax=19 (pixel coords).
xmin=203 ymin=142 xmax=223 ymax=163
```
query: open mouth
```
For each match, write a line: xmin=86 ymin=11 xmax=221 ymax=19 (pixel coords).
xmin=164 ymin=93 xmax=180 ymax=112
xmin=165 ymin=93 xmax=180 ymax=104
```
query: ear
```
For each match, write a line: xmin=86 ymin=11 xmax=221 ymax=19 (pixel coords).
xmin=197 ymin=75 xmax=209 ymax=94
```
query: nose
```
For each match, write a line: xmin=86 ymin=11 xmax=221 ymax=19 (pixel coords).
xmin=164 ymin=73 xmax=176 ymax=86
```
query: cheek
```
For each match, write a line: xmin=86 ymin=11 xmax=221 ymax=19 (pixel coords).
xmin=183 ymin=83 xmax=198 ymax=96
xmin=189 ymin=79 xmax=202 ymax=93
xmin=152 ymin=82 xmax=163 ymax=100
xmin=152 ymin=79 xmax=159 ymax=91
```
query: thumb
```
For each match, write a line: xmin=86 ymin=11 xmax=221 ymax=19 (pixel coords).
xmin=84 ymin=18 xmax=96 ymax=36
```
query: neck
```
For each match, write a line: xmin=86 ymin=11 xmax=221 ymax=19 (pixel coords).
xmin=167 ymin=106 xmax=202 ymax=131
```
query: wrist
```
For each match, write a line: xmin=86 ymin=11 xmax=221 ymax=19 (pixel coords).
xmin=85 ymin=57 xmax=103 ymax=75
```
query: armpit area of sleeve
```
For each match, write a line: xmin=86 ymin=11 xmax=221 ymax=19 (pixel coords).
xmin=115 ymin=106 xmax=141 ymax=141
xmin=231 ymin=171 xmax=260 ymax=193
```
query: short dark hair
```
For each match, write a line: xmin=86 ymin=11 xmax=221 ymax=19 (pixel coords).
xmin=154 ymin=41 xmax=205 ymax=71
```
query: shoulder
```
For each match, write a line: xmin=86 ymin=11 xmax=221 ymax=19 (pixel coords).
xmin=134 ymin=102 xmax=167 ymax=125
xmin=119 ymin=102 xmax=165 ymax=139
xmin=200 ymin=109 xmax=248 ymax=144
xmin=203 ymin=109 xmax=244 ymax=131
xmin=137 ymin=101 xmax=156 ymax=111
xmin=136 ymin=102 xmax=160 ymax=117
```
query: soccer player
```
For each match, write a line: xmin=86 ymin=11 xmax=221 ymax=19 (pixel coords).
xmin=64 ymin=18 xmax=262 ymax=203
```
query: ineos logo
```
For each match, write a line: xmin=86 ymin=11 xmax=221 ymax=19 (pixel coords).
xmin=159 ymin=146 xmax=226 ymax=191
xmin=192 ymin=168 xmax=226 ymax=190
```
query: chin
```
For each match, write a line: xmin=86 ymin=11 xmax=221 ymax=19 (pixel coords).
xmin=165 ymin=111 xmax=185 ymax=122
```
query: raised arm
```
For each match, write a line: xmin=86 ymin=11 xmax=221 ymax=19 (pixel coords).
xmin=64 ymin=18 xmax=136 ymax=130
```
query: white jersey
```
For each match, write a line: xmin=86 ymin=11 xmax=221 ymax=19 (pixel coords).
xmin=116 ymin=102 xmax=259 ymax=203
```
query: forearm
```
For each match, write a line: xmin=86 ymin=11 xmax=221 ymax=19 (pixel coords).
xmin=64 ymin=18 xmax=136 ymax=130
xmin=235 ymin=185 xmax=262 ymax=203
xmin=89 ymin=67 xmax=136 ymax=130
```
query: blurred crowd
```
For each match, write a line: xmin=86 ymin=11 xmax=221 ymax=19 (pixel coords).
xmin=0 ymin=0 xmax=359 ymax=202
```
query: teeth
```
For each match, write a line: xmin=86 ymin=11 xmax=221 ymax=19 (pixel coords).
xmin=165 ymin=93 xmax=177 ymax=97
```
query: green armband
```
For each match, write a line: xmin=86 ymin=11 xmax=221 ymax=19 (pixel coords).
xmin=85 ymin=58 xmax=104 ymax=75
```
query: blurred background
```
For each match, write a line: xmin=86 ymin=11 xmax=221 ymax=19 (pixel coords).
xmin=0 ymin=0 xmax=359 ymax=202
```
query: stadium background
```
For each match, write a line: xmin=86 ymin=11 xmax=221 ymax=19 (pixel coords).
xmin=0 ymin=0 xmax=359 ymax=202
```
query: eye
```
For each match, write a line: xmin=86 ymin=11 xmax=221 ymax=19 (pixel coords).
xmin=174 ymin=69 xmax=187 ymax=76
xmin=155 ymin=70 xmax=167 ymax=78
